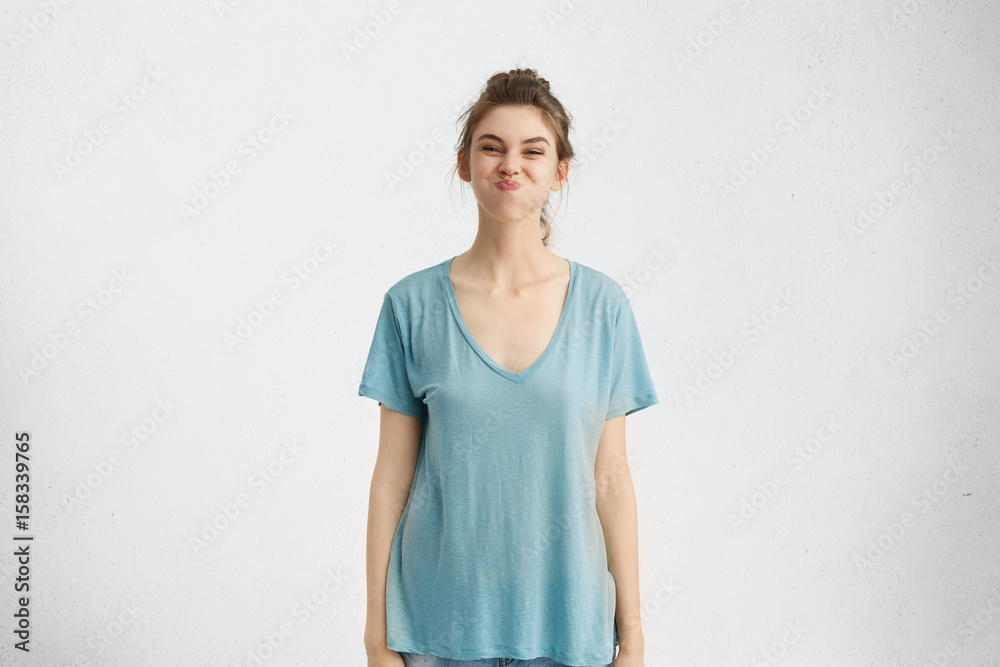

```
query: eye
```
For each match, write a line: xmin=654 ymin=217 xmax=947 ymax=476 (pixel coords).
xmin=527 ymin=150 xmax=543 ymax=156
xmin=483 ymin=146 xmax=501 ymax=153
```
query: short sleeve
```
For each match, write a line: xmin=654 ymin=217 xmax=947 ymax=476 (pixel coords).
xmin=606 ymin=298 xmax=660 ymax=420
xmin=358 ymin=293 xmax=427 ymax=421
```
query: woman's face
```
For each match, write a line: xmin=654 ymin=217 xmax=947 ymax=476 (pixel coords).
xmin=459 ymin=105 xmax=568 ymax=224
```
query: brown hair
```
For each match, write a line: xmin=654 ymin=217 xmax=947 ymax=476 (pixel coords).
xmin=449 ymin=68 xmax=576 ymax=247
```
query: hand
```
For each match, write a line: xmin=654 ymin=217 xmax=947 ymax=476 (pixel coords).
xmin=614 ymin=645 xmax=645 ymax=667
xmin=366 ymin=646 xmax=405 ymax=667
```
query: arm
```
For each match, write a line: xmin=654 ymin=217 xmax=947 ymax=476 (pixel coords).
xmin=594 ymin=413 xmax=645 ymax=663
xmin=364 ymin=403 xmax=423 ymax=661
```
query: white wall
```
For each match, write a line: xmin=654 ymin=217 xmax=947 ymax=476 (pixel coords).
xmin=1 ymin=1 xmax=998 ymax=665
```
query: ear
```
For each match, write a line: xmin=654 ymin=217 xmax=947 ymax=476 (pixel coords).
xmin=550 ymin=158 xmax=570 ymax=191
xmin=457 ymin=148 xmax=471 ymax=182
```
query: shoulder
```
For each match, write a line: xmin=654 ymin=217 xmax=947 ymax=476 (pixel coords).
xmin=381 ymin=258 xmax=444 ymax=296
xmin=380 ymin=258 xmax=450 ymax=322
xmin=572 ymin=259 xmax=630 ymax=314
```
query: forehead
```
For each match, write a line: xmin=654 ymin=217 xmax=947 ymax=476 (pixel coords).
xmin=475 ymin=106 xmax=553 ymax=141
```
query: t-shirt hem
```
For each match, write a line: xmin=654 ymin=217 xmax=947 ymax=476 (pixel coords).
xmin=387 ymin=638 xmax=612 ymax=666
xmin=606 ymin=393 xmax=660 ymax=420
xmin=358 ymin=383 xmax=425 ymax=420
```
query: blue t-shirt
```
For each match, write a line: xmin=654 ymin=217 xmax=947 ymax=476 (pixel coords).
xmin=358 ymin=255 xmax=659 ymax=666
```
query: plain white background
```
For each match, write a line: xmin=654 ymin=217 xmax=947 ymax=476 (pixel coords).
xmin=1 ymin=1 xmax=998 ymax=665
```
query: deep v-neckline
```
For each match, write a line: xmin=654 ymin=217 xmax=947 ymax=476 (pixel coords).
xmin=442 ymin=256 xmax=577 ymax=383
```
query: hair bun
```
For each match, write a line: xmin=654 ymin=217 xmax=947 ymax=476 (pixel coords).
xmin=487 ymin=68 xmax=551 ymax=91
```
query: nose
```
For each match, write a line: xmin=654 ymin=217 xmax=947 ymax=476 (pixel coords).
xmin=499 ymin=155 xmax=520 ymax=177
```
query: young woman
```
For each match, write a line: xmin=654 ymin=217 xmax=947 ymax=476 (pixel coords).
xmin=361 ymin=68 xmax=658 ymax=667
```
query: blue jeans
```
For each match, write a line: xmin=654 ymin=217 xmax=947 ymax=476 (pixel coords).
xmin=398 ymin=644 xmax=617 ymax=667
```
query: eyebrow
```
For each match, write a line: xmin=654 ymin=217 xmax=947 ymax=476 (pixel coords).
xmin=475 ymin=133 xmax=550 ymax=146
